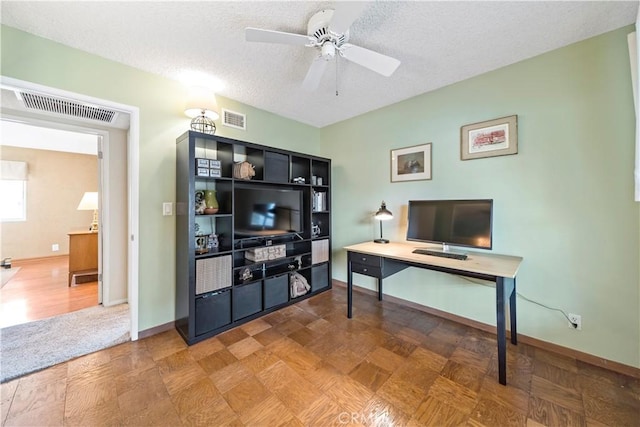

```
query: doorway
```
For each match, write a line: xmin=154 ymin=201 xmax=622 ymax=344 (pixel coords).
xmin=0 ymin=124 xmax=101 ymax=327
xmin=0 ymin=75 xmax=140 ymax=340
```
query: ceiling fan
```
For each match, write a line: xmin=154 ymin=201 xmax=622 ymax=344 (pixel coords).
xmin=245 ymin=3 xmax=401 ymax=91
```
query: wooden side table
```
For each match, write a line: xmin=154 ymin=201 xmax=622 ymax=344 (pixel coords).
xmin=68 ymin=231 xmax=98 ymax=286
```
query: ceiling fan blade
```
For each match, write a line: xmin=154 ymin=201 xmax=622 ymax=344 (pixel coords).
xmin=341 ymin=44 xmax=400 ymax=77
xmin=329 ymin=2 xmax=367 ymax=34
xmin=302 ymin=57 xmax=329 ymax=91
xmin=245 ymin=27 xmax=312 ymax=46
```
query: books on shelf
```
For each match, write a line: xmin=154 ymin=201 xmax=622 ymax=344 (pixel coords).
xmin=312 ymin=191 xmax=327 ymax=212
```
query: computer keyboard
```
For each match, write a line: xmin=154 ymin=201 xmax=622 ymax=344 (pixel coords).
xmin=412 ymin=248 xmax=468 ymax=260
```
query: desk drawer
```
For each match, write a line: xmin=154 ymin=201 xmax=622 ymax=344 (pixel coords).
xmin=348 ymin=252 xmax=381 ymax=267
xmin=351 ymin=262 xmax=381 ymax=278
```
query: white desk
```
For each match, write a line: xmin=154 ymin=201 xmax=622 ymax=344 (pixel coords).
xmin=344 ymin=241 xmax=523 ymax=385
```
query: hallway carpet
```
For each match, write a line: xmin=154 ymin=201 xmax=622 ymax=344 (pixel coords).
xmin=1 ymin=303 xmax=129 ymax=382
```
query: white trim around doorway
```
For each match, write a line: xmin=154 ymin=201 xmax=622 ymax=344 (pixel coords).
xmin=1 ymin=76 xmax=140 ymax=340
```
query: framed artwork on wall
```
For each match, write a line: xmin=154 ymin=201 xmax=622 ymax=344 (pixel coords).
xmin=461 ymin=115 xmax=518 ymax=160
xmin=391 ymin=143 xmax=432 ymax=182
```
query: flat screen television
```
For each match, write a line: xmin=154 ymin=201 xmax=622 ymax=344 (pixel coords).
xmin=406 ymin=199 xmax=493 ymax=250
xmin=234 ymin=185 xmax=304 ymax=239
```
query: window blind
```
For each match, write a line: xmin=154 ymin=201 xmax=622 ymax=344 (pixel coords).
xmin=0 ymin=160 xmax=28 ymax=180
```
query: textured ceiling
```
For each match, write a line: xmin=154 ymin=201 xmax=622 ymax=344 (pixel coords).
xmin=1 ymin=1 xmax=637 ymax=128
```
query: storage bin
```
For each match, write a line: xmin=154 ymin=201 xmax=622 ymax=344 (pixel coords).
xmin=195 ymin=290 xmax=231 ymax=335
xmin=311 ymin=263 xmax=329 ymax=292
xmin=196 ymin=255 xmax=232 ymax=295
xmin=264 ymin=274 xmax=288 ymax=309
xmin=233 ymin=281 xmax=262 ymax=320
xmin=312 ymin=239 xmax=329 ymax=264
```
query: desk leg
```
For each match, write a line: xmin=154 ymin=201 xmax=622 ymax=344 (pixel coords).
xmin=509 ymin=277 xmax=517 ymax=345
xmin=378 ymin=278 xmax=383 ymax=301
xmin=496 ymin=276 xmax=507 ymax=385
xmin=347 ymin=260 xmax=353 ymax=319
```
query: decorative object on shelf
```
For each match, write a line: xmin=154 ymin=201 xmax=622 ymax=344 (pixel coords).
xmin=203 ymin=190 xmax=219 ymax=214
xmin=195 ymin=190 xmax=206 ymax=214
xmin=288 ymin=256 xmax=303 ymax=270
xmin=77 ymin=191 xmax=99 ymax=232
xmin=391 ymin=143 xmax=432 ymax=182
xmin=311 ymin=222 xmax=321 ymax=238
xmin=373 ymin=201 xmax=393 ymax=244
xmin=293 ymin=176 xmax=305 ymax=184
xmin=196 ymin=158 xmax=222 ymax=177
xmin=195 ymin=234 xmax=209 ymax=254
xmin=240 ymin=268 xmax=253 ymax=282
xmin=245 ymin=244 xmax=286 ymax=262
xmin=233 ymin=161 xmax=255 ymax=180
xmin=184 ymin=86 xmax=219 ymax=135
xmin=207 ymin=233 xmax=219 ymax=250
xmin=290 ymin=272 xmax=310 ymax=298
xmin=461 ymin=115 xmax=518 ymax=160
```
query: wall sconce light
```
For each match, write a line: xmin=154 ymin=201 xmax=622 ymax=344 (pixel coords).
xmin=77 ymin=191 xmax=99 ymax=232
xmin=185 ymin=86 xmax=219 ymax=135
xmin=374 ymin=201 xmax=393 ymax=244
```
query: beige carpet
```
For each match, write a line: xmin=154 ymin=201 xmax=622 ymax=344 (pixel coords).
xmin=0 ymin=267 xmax=20 ymax=288
xmin=0 ymin=303 xmax=130 ymax=382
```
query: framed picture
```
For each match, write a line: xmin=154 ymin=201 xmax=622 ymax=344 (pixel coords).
xmin=461 ymin=115 xmax=518 ymax=160
xmin=391 ymin=143 xmax=432 ymax=182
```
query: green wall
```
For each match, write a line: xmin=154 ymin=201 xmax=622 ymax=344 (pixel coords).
xmin=321 ymin=25 xmax=640 ymax=368
xmin=2 ymin=23 xmax=638 ymax=368
xmin=0 ymin=25 xmax=320 ymax=331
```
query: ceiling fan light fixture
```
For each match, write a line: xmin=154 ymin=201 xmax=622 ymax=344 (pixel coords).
xmin=321 ymin=42 xmax=336 ymax=60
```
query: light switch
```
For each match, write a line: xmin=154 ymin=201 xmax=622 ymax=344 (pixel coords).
xmin=163 ymin=202 xmax=173 ymax=216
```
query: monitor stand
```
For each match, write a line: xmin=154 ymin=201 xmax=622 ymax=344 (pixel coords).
xmin=411 ymin=242 xmax=468 ymax=260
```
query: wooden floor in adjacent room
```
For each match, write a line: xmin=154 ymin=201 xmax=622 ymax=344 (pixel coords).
xmin=0 ymin=256 xmax=98 ymax=329
xmin=1 ymin=287 xmax=638 ymax=426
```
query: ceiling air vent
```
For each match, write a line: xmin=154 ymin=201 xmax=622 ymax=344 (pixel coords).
xmin=222 ymin=109 xmax=246 ymax=130
xmin=17 ymin=91 xmax=118 ymax=124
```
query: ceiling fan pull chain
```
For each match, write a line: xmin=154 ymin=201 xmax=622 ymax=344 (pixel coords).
xmin=335 ymin=55 xmax=339 ymax=96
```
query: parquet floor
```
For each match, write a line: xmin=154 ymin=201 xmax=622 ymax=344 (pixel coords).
xmin=1 ymin=287 xmax=638 ymax=426
xmin=0 ymin=256 xmax=98 ymax=328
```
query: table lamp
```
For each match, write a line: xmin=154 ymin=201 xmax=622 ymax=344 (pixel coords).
xmin=185 ymin=86 xmax=219 ymax=135
xmin=77 ymin=191 xmax=99 ymax=232
xmin=374 ymin=201 xmax=393 ymax=244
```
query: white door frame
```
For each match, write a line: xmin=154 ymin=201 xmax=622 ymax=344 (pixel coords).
xmin=1 ymin=76 xmax=140 ymax=340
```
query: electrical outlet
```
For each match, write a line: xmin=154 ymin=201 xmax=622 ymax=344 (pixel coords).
xmin=568 ymin=313 xmax=582 ymax=330
xmin=52 ymin=244 xmax=59 ymax=252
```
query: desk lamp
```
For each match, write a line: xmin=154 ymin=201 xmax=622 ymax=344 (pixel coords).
xmin=77 ymin=191 xmax=99 ymax=232
xmin=374 ymin=201 xmax=393 ymax=244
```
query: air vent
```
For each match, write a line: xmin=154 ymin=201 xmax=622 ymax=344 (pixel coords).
xmin=222 ymin=109 xmax=246 ymax=130
xmin=17 ymin=91 xmax=118 ymax=123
